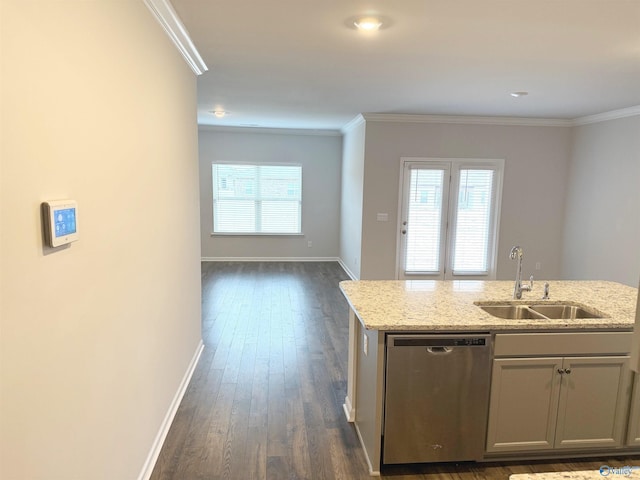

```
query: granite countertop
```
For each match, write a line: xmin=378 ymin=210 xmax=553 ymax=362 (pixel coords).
xmin=339 ymin=280 xmax=638 ymax=331
xmin=510 ymin=466 xmax=640 ymax=479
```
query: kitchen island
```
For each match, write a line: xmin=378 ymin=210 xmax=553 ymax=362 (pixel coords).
xmin=339 ymin=280 xmax=639 ymax=476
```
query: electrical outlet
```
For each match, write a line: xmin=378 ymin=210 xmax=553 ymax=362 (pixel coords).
xmin=307 ymin=240 xmax=312 ymax=248
xmin=363 ymin=333 xmax=368 ymax=356
xmin=535 ymin=261 xmax=541 ymax=270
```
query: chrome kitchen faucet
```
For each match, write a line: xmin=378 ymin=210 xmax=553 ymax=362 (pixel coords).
xmin=509 ymin=246 xmax=533 ymax=299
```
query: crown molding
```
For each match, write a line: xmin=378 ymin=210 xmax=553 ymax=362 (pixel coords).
xmin=143 ymin=0 xmax=208 ymax=75
xmin=198 ymin=106 xmax=640 ymax=136
xmin=571 ymin=105 xmax=640 ymax=126
xmin=348 ymin=107 xmax=640 ymax=129
xmin=198 ymin=125 xmax=342 ymax=137
xmin=361 ymin=113 xmax=573 ymax=127
xmin=341 ymin=114 xmax=366 ymax=133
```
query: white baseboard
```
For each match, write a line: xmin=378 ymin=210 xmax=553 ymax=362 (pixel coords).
xmin=200 ymin=256 xmax=359 ymax=280
xmin=354 ymin=422 xmax=381 ymax=476
xmin=337 ymin=258 xmax=358 ymax=280
xmin=343 ymin=396 xmax=355 ymax=422
xmin=201 ymin=256 xmax=340 ymax=262
xmin=137 ymin=340 xmax=204 ymax=480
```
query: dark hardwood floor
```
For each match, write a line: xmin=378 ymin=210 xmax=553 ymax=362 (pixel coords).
xmin=150 ymin=262 xmax=639 ymax=480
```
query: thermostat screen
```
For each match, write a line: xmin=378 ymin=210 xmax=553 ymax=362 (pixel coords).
xmin=54 ymin=208 xmax=77 ymax=238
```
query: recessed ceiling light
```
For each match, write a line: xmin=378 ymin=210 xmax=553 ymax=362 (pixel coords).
xmin=510 ymin=91 xmax=529 ymax=98
xmin=345 ymin=14 xmax=392 ymax=32
xmin=354 ymin=16 xmax=383 ymax=31
xmin=210 ymin=110 xmax=227 ymax=118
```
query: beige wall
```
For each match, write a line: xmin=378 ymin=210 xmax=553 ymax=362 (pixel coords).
xmin=359 ymin=120 xmax=572 ymax=280
xmin=562 ymin=116 xmax=640 ymax=287
xmin=0 ymin=2 xmax=202 ymax=479
xmin=339 ymin=118 xmax=366 ymax=279
xmin=198 ymin=127 xmax=342 ymax=259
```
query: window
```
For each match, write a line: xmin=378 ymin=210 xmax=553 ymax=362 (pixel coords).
xmin=398 ymin=158 xmax=504 ymax=279
xmin=212 ymin=163 xmax=302 ymax=234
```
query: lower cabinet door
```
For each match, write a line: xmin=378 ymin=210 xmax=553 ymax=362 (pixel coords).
xmin=486 ymin=357 xmax=563 ymax=453
xmin=627 ymin=373 xmax=640 ymax=446
xmin=554 ymin=356 xmax=631 ymax=449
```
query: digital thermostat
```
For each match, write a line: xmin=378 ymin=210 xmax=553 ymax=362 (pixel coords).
xmin=43 ymin=199 xmax=79 ymax=247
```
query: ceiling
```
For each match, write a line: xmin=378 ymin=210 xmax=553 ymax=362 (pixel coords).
xmin=171 ymin=0 xmax=640 ymax=131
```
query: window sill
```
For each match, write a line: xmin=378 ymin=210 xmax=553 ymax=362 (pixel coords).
xmin=210 ymin=233 xmax=304 ymax=237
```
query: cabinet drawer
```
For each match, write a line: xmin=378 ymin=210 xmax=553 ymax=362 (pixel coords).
xmin=494 ymin=332 xmax=632 ymax=357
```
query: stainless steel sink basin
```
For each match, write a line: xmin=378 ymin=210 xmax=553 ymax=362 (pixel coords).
xmin=476 ymin=302 xmax=606 ymax=320
xmin=478 ymin=305 xmax=546 ymax=319
xmin=528 ymin=304 xmax=603 ymax=319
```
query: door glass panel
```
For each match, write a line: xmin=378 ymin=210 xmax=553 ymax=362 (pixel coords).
xmin=405 ymin=169 xmax=444 ymax=273
xmin=452 ymin=169 xmax=494 ymax=274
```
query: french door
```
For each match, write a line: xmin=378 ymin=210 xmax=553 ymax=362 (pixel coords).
xmin=397 ymin=158 xmax=503 ymax=280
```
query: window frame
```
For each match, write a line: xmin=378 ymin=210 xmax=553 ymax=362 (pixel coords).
xmin=211 ymin=162 xmax=303 ymax=236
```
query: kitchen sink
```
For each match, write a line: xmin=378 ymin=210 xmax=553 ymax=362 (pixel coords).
xmin=478 ymin=305 xmax=547 ymax=320
xmin=476 ymin=302 xmax=605 ymax=320
xmin=528 ymin=304 xmax=602 ymax=319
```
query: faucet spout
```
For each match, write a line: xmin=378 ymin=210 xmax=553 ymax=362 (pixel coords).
xmin=509 ymin=246 xmax=532 ymax=299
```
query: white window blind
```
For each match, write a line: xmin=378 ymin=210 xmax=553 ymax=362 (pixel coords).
xmin=405 ymin=168 xmax=445 ymax=273
xmin=212 ymin=164 xmax=302 ymax=234
xmin=451 ymin=169 xmax=495 ymax=274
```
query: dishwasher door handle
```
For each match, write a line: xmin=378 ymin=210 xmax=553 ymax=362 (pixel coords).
xmin=426 ymin=346 xmax=453 ymax=354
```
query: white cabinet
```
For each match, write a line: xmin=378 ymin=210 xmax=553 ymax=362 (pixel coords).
xmin=486 ymin=357 xmax=562 ymax=452
xmin=555 ymin=356 xmax=630 ymax=449
xmin=627 ymin=374 xmax=640 ymax=446
xmin=487 ymin=355 xmax=631 ymax=453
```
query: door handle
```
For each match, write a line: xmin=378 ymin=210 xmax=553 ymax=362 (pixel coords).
xmin=402 ymin=230 xmax=407 ymax=235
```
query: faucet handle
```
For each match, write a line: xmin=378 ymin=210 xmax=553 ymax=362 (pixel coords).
xmin=542 ymin=282 xmax=550 ymax=300
xmin=522 ymin=275 xmax=534 ymax=292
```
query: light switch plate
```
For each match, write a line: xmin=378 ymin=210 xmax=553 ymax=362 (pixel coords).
xmin=376 ymin=213 xmax=388 ymax=222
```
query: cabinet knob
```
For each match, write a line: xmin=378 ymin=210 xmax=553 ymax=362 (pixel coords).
xmin=564 ymin=368 xmax=572 ymax=375
xmin=557 ymin=368 xmax=565 ymax=375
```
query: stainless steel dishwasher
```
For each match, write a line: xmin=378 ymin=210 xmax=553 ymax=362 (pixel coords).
xmin=383 ymin=333 xmax=492 ymax=464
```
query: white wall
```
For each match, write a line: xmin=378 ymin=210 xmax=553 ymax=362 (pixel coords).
xmin=0 ymin=2 xmax=202 ymax=479
xmin=199 ymin=127 xmax=342 ymax=259
xmin=562 ymin=116 xmax=640 ymax=287
xmin=359 ymin=120 xmax=572 ymax=280
xmin=339 ymin=118 xmax=366 ymax=279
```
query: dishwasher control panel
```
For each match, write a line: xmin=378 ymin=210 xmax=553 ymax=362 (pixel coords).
xmin=392 ymin=336 xmax=488 ymax=347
